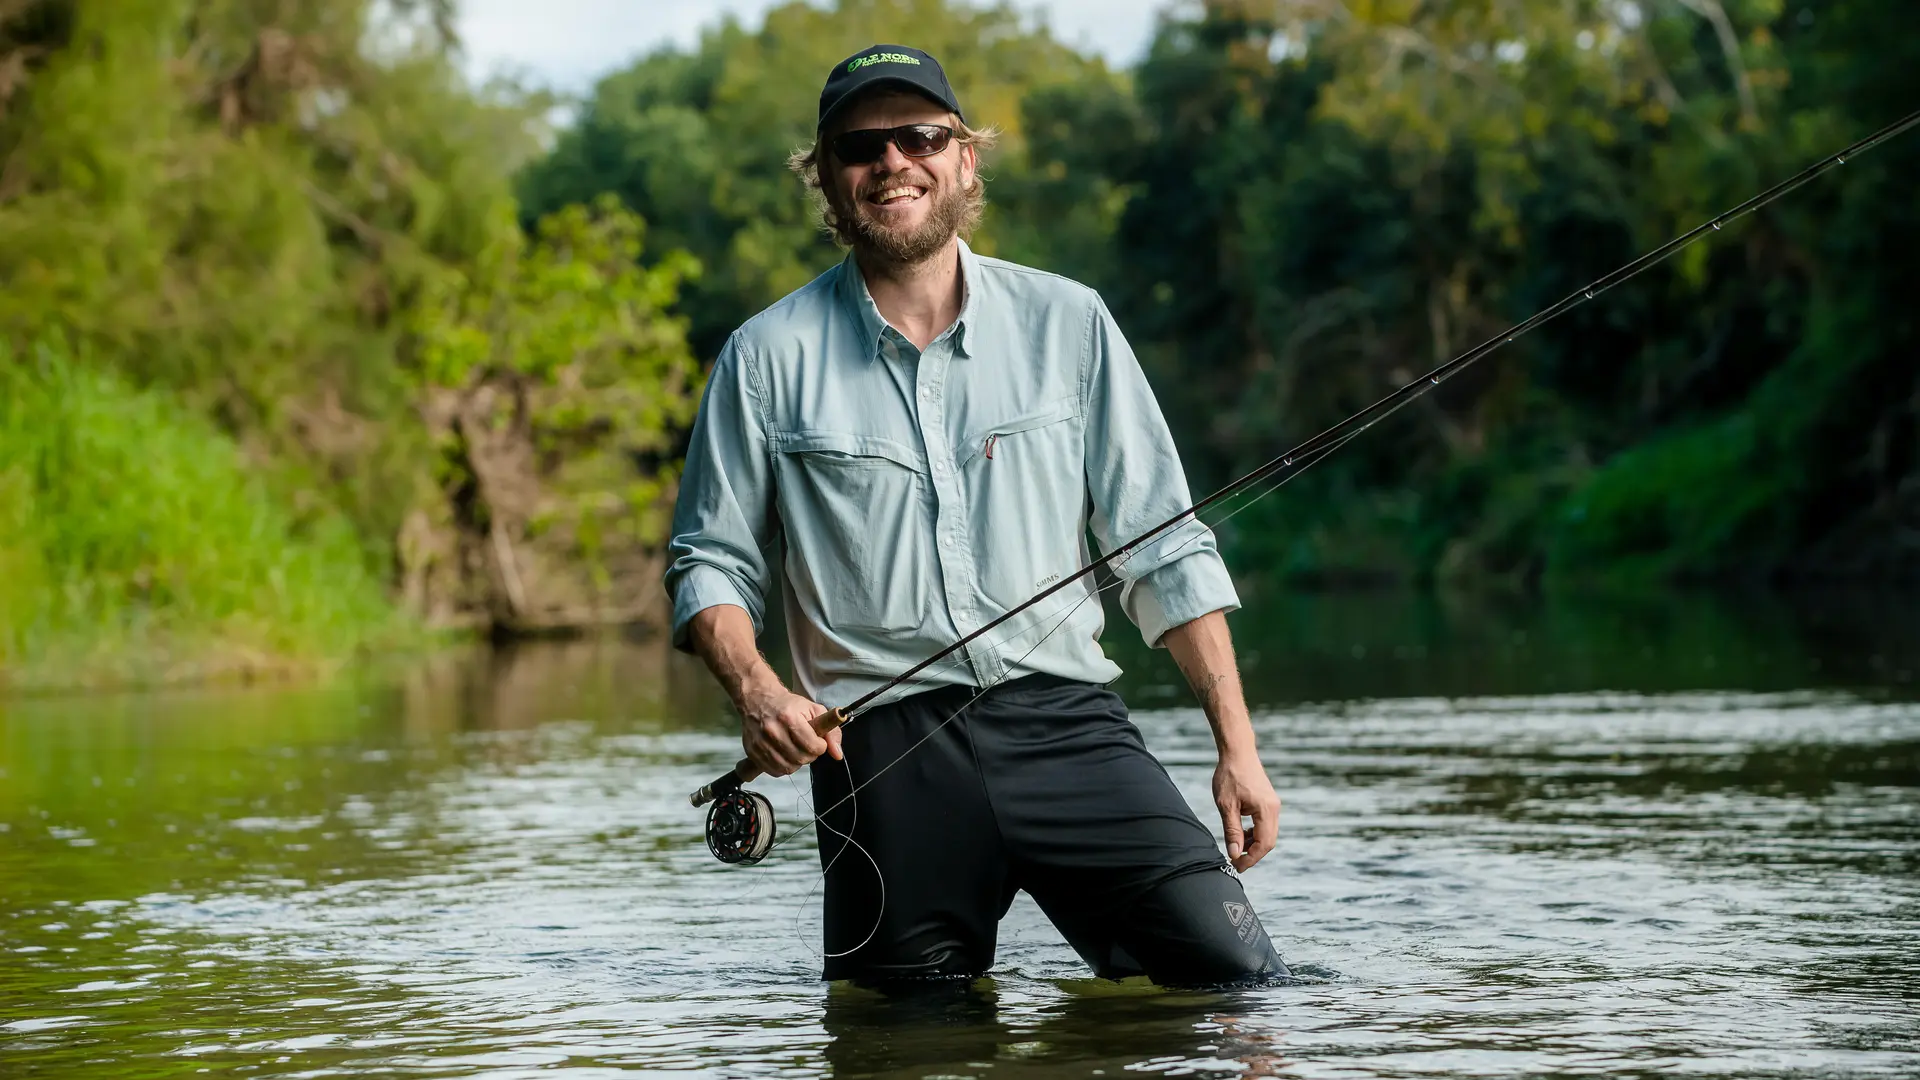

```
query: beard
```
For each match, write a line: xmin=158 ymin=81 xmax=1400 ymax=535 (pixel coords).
xmin=831 ymin=169 xmax=971 ymax=266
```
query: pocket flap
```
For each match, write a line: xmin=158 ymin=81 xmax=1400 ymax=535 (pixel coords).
xmin=772 ymin=429 xmax=924 ymax=471
xmin=956 ymin=399 xmax=1079 ymax=468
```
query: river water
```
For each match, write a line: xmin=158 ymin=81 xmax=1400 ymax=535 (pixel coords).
xmin=3 ymin=590 xmax=1916 ymax=1078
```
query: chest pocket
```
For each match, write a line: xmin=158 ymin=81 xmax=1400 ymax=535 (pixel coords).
xmin=957 ymin=400 xmax=1086 ymax=611
xmin=771 ymin=431 xmax=931 ymax=636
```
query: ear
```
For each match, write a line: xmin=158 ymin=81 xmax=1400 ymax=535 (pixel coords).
xmin=959 ymin=139 xmax=978 ymax=190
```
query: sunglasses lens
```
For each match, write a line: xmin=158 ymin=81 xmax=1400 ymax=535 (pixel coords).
xmin=832 ymin=125 xmax=954 ymax=163
xmin=833 ymin=129 xmax=892 ymax=164
xmin=895 ymin=125 xmax=953 ymax=156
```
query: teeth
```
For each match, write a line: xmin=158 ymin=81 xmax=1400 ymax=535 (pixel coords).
xmin=873 ymin=187 xmax=924 ymax=204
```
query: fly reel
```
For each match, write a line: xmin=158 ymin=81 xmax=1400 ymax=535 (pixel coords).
xmin=689 ymin=707 xmax=848 ymax=866
xmin=705 ymin=787 xmax=776 ymax=865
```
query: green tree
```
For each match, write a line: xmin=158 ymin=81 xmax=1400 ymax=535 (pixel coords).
xmin=0 ymin=0 xmax=541 ymax=557
xmin=0 ymin=0 xmax=707 ymax=683
xmin=515 ymin=0 xmax=1129 ymax=360
xmin=1108 ymin=0 xmax=1918 ymax=585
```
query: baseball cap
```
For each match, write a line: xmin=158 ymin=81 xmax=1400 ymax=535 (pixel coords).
xmin=816 ymin=44 xmax=965 ymax=134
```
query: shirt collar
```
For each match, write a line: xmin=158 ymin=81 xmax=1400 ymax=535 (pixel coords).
xmin=836 ymin=238 xmax=978 ymax=361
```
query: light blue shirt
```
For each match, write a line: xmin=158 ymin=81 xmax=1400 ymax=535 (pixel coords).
xmin=665 ymin=240 xmax=1238 ymax=708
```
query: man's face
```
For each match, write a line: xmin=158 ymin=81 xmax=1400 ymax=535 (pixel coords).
xmin=824 ymin=90 xmax=978 ymax=265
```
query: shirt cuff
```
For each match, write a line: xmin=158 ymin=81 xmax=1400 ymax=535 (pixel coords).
xmin=1122 ymin=550 xmax=1240 ymax=649
xmin=668 ymin=564 xmax=766 ymax=651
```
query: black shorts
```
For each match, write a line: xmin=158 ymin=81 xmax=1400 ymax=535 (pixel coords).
xmin=809 ymin=674 xmax=1288 ymax=986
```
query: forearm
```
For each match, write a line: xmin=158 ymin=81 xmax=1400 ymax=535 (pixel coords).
xmin=1165 ymin=608 xmax=1280 ymax=869
xmin=686 ymin=604 xmax=784 ymax=709
xmin=1162 ymin=608 xmax=1256 ymax=758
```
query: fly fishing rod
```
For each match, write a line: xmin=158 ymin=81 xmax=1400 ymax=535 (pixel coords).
xmin=692 ymin=106 xmax=1920 ymax=864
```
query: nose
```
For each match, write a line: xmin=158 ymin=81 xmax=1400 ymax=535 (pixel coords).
xmin=877 ymin=136 xmax=914 ymax=174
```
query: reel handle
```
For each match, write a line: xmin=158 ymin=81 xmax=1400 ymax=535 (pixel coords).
xmin=688 ymin=707 xmax=847 ymax=807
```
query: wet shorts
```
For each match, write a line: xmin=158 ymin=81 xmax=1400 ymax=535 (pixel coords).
xmin=809 ymin=673 xmax=1289 ymax=986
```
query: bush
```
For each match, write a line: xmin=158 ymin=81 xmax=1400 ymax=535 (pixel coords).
xmin=0 ymin=340 xmax=398 ymax=689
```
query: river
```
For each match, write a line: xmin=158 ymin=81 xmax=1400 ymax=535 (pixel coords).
xmin=3 ymin=588 xmax=1916 ymax=1077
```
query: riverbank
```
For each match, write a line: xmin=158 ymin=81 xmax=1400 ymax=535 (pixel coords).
xmin=0 ymin=342 xmax=406 ymax=695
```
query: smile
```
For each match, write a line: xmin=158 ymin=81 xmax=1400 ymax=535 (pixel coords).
xmin=868 ymin=185 xmax=926 ymax=205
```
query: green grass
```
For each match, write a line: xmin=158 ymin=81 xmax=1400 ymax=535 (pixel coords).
xmin=0 ymin=339 xmax=404 ymax=690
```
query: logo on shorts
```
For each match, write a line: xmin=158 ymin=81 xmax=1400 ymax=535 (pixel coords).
xmin=1223 ymin=900 xmax=1262 ymax=945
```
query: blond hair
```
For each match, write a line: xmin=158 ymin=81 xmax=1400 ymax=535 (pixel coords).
xmin=788 ymin=114 xmax=1000 ymax=247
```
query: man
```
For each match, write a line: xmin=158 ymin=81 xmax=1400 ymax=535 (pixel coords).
xmin=666 ymin=44 xmax=1287 ymax=986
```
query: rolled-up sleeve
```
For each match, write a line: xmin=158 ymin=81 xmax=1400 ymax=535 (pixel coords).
xmin=1081 ymin=295 xmax=1239 ymax=648
xmin=665 ymin=333 xmax=777 ymax=650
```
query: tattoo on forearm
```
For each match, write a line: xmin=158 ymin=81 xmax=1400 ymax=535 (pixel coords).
xmin=1196 ymin=672 xmax=1229 ymax=710
xmin=1177 ymin=659 xmax=1232 ymax=712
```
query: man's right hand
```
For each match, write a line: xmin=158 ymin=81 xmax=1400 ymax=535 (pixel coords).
xmin=739 ymin=680 xmax=843 ymax=777
xmin=685 ymin=604 xmax=843 ymax=777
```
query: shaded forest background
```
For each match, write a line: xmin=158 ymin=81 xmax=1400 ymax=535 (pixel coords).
xmin=0 ymin=0 xmax=1914 ymax=688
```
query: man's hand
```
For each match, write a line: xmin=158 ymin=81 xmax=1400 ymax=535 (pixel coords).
xmin=686 ymin=604 xmax=843 ymax=776
xmin=739 ymin=680 xmax=843 ymax=777
xmin=1213 ymin=749 xmax=1281 ymax=871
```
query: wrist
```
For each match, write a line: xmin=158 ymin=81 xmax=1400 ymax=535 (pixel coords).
xmin=731 ymin=665 xmax=785 ymax=713
xmin=1211 ymin=715 xmax=1258 ymax=761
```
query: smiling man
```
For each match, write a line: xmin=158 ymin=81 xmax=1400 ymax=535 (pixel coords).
xmin=666 ymin=44 xmax=1289 ymax=985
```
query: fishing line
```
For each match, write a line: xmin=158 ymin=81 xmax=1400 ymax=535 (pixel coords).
xmin=770 ymin=584 xmax=1103 ymax=958
xmin=752 ymin=432 xmax=1367 ymax=960
xmin=695 ymin=107 xmax=1920 ymax=892
xmin=759 ymin=581 xmax=1105 ymax=863
xmin=760 ymin=425 xmax=1363 ymax=864
xmin=762 ymin=427 xmax=1405 ymax=960
xmin=794 ymin=755 xmax=886 ymax=960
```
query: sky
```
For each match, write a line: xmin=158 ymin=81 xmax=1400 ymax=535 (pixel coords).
xmin=456 ymin=0 xmax=1170 ymax=93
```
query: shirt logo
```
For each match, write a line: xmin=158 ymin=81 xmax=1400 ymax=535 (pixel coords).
xmin=848 ymin=52 xmax=922 ymax=73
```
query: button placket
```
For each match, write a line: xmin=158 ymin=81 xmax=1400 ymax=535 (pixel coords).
xmin=915 ymin=344 xmax=987 ymax=684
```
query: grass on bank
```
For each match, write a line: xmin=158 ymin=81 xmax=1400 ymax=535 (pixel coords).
xmin=0 ymin=340 xmax=406 ymax=691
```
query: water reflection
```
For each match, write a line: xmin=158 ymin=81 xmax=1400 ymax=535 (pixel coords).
xmin=2 ymin=591 xmax=1918 ymax=1078
xmin=819 ymin=979 xmax=1304 ymax=1078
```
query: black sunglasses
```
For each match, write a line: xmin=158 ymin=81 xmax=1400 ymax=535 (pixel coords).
xmin=830 ymin=123 xmax=955 ymax=165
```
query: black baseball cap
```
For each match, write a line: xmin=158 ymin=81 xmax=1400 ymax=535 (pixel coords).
xmin=816 ymin=44 xmax=965 ymax=134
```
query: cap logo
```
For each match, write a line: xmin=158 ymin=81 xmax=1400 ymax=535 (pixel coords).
xmin=847 ymin=51 xmax=922 ymax=73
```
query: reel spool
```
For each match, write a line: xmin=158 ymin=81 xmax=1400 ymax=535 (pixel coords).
xmin=705 ymin=788 xmax=776 ymax=865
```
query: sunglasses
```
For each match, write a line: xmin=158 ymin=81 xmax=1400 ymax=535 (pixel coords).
xmin=830 ymin=123 xmax=955 ymax=165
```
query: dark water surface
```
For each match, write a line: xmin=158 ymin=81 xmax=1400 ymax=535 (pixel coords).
xmin=3 ymin=590 xmax=1917 ymax=1078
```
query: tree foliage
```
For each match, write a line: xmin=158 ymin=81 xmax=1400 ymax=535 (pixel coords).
xmin=0 ymin=0 xmax=705 ymax=682
xmin=1100 ymin=0 xmax=1918 ymax=584
xmin=525 ymin=0 xmax=1915 ymax=587
xmin=515 ymin=0 xmax=1131 ymax=359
